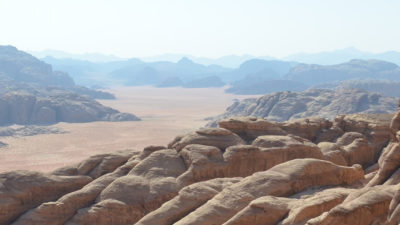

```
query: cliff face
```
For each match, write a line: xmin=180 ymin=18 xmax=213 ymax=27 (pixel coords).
xmin=209 ymin=88 xmax=397 ymax=126
xmin=1 ymin=110 xmax=400 ymax=224
xmin=0 ymin=92 xmax=139 ymax=125
xmin=0 ymin=46 xmax=139 ymax=125
xmin=0 ymin=45 xmax=75 ymax=87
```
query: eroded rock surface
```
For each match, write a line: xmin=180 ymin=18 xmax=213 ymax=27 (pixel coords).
xmin=2 ymin=109 xmax=400 ymax=225
xmin=209 ymin=88 xmax=396 ymax=124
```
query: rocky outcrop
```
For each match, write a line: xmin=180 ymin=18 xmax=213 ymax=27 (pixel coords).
xmin=0 ymin=45 xmax=74 ymax=87
xmin=172 ymin=159 xmax=364 ymax=225
xmin=307 ymin=185 xmax=398 ymax=225
xmin=0 ymin=45 xmax=139 ymax=125
xmin=209 ymin=88 xmax=396 ymax=124
xmin=0 ymin=126 xmax=66 ymax=137
xmin=0 ymin=92 xmax=139 ymax=125
xmin=3 ymin=108 xmax=400 ymax=224
xmin=0 ymin=171 xmax=92 ymax=225
xmin=168 ymin=128 xmax=246 ymax=151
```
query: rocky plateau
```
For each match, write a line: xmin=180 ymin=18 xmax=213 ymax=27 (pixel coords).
xmin=208 ymin=88 xmax=397 ymax=126
xmin=1 ymin=101 xmax=400 ymax=224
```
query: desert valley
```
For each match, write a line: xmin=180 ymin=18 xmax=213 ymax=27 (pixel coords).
xmin=0 ymin=86 xmax=258 ymax=172
xmin=1 ymin=44 xmax=400 ymax=225
xmin=2 ymin=1 xmax=400 ymax=224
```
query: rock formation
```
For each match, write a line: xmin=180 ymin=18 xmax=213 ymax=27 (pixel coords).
xmin=2 ymin=107 xmax=400 ymax=224
xmin=209 ymin=88 xmax=396 ymax=124
xmin=0 ymin=92 xmax=139 ymax=125
xmin=0 ymin=45 xmax=139 ymax=125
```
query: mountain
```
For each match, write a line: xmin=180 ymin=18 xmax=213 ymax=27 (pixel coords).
xmin=41 ymin=56 xmax=141 ymax=86
xmin=209 ymin=88 xmax=396 ymax=124
xmin=0 ymin=46 xmax=75 ymax=87
xmin=285 ymin=59 xmax=400 ymax=85
xmin=226 ymin=76 xmax=308 ymax=95
xmin=312 ymin=79 xmax=400 ymax=97
xmin=41 ymin=56 xmax=231 ymax=87
xmin=0 ymin=92 xmax=139 ymax=125
xmin=29 ymin=49 xmax=124 ymax=62
xmin=109 ymin=57 xmax=230 ymax=86
xmin=0 ymin=45 xmax=140 ymax=124
xmin=284 ymin=47 xmax=400 ymax=65
xmin=2 ymin=109 xmax=400 ymax=224
xmin=218 ymin=59 xmax=297 ymax=83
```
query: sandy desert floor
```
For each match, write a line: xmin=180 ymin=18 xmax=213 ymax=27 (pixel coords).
xmin=0 ymin=86 xmax=259 ymax=173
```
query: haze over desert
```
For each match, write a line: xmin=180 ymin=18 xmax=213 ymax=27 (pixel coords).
xmin=0 ymin=86 xmax=259 ymax=172
xmin=2 ymin=1 xmax=400 ymax=224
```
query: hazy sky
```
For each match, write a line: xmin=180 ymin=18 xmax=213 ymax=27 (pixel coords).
xmin=1 ymin=0 xmax=399 ymax=58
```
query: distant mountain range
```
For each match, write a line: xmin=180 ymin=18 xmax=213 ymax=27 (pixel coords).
xmin=31 ymin=47 xmax=400 ymax=67
xmin=284 ymin=47 xmax=400 ymax=66
xmin=29 ymin=50 xmax=124 ymax=62
xmin=29 ymin=47 xmax=400 ymax=97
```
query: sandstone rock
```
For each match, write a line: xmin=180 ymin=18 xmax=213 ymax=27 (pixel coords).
xmin=224 ymin=188 xmax=353 ymax=225
xmin=52 ymin=150 xmax=137 ymax=178
xmin=218 ymin=117 xmax=287 ymax=142
xmin=60 ymin=149 xmax=187 ymax=225
xmin=306 ymin=185 xmax=397 ymax=225
xmin=3 ymin=92 xmax=36 ymax=124
xmin=12 ymin=164 xmax=136 ymax=225
xmin=170 ymin=128 xmax=245 ymax=151
xmin=0 ymin=171 xmax=92 ymax=225
xmin=369 ymin=105 xmax=400 ymax=186
xmin=318 ymin=132 xmax=376 ymax=167
xmin=31 ymin=106 xmax=56 ymax=124
xmin=5 ymin=106 xmax=400 ymax=225
xmin=177 ymin=141 xmax=325 ymax=186
xmin=136 ymin=178 xmax=241 ymax=225
xmin=252 ymin=134 xmax=313 ymax=148
xmin=280 ymin=117 xmax=333 ymax=142
xmin=173 ymin=159 xmax=364 ymax=225
xmin=0 ymin=92 xmax=140 ymax=125
xmin=210 ymin=88 xmax=397 ymax=123
xmin=387 ymin=187 xmax=400 ymax=225
xmin=224 ymin=195 xmax=293 ymax=225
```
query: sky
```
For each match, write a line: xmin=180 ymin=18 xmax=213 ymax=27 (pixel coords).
xmin=0 ymin=0 xmax=399 ymax=58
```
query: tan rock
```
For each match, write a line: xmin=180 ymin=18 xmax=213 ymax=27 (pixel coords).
xmin=281 ymin=117 xmax=333 ymax=142
xmin=177 ymin=142 xmax=325 ymax=186
xmin=136 ymin=178 xmax=241 ymax=225
xmin=218 ymin=117 xmax=287 ymax=142
xmin=171 ymin=128 xmax=246 ymax=151
xmin=306 ymin=185 xmax=397 ymax=225
xmin=224 ymin=188 xmax=353 ymax=225
xmin=369 ymin=142 xmax=400 ymax=186
xmin=174 ymin=159 xmax=364 ymax=225
xmin=387 ymin=187 xmax=400 ymax=225
xmin=0 ymin=171 xmax=91 ymax=225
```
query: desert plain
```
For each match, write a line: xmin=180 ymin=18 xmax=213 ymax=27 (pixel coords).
xmin=0 ymin=86 xmax=259 ymax=172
